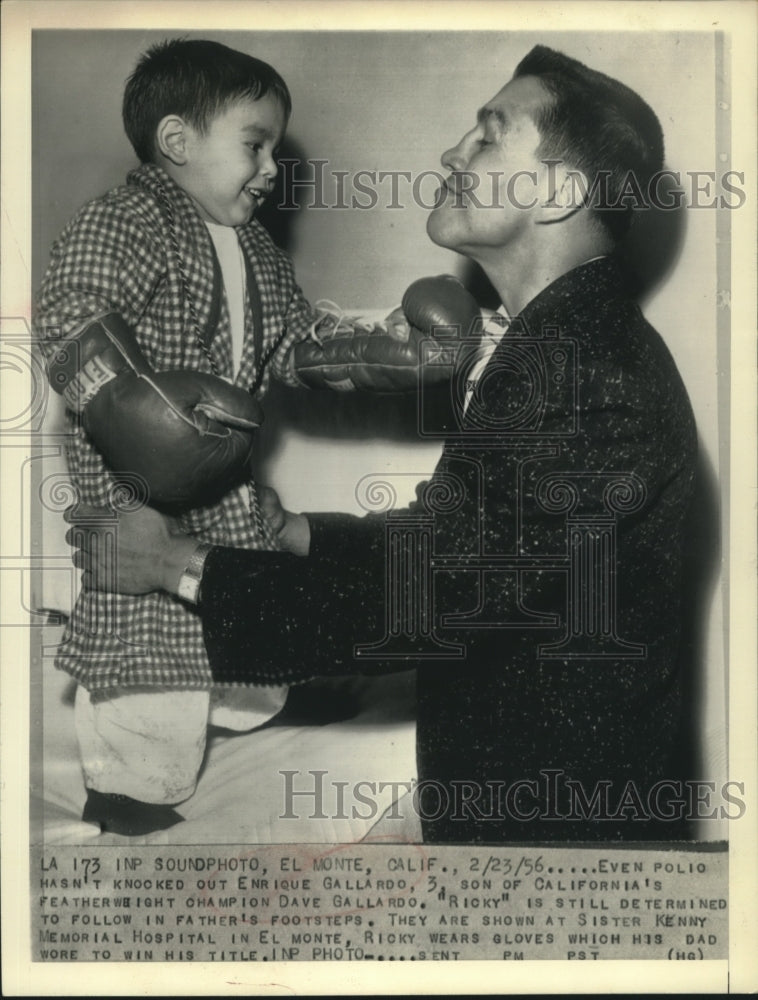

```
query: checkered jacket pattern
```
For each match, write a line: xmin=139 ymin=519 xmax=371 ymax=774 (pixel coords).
xmin=35 ymin=163 xmax=316 ymax=692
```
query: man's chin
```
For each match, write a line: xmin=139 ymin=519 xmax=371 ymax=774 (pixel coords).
xmin=426 ymin=209 xmax=460 ymax=251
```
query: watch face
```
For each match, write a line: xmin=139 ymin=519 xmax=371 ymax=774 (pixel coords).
xmin=177 ymin=571 xmax=201 ymax=605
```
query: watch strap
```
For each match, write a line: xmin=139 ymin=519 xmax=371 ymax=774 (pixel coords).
xmin=176 ymin=542 xmax=214 ymax=604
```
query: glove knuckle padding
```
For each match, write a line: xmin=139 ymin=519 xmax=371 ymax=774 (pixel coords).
xmin=294 ymin=332 xmax=417 ymax=391
xmin=401 ymin=274 xmax=481 ymax=339
xmin=44 ymin=313 xmax=261 ymax=509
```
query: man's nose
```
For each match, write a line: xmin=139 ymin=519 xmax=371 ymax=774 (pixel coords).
xmin=441 ymin=135 xmax=469 ymax=173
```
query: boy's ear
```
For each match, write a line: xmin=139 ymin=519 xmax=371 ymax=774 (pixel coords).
xmin=537 ymin=162 xmax=587 ymax=225
xmin=156 ymin=115 xmax=190 ymax=165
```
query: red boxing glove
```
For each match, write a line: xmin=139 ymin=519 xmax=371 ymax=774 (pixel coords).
xmin=45 ymin=313 xmax=263 ymax=509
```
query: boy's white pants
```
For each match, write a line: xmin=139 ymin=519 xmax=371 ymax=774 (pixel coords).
xmin=75 ymin=684 xmax=288 ymax=805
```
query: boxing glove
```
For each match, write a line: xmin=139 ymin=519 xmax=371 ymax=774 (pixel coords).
xmin=293 ymin=276 xmax=479 ymax=392
xmin=401 ymin=274 xmax=481 ymax=342
xmin=45 ymin=313 xmax=263 ymax=509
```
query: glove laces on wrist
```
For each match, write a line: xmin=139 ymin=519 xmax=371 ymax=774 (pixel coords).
xmin=308 ymin=299 xmax=373 ymax=346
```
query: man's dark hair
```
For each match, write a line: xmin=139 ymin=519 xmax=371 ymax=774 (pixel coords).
xmin=514 ymin=46 xmax=664 ymax=240
xmin=123 ymin=38 xmax=292 ymax=163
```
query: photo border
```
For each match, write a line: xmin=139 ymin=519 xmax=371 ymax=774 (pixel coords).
xmin=2 ymin=1 xmax=756 ymax=994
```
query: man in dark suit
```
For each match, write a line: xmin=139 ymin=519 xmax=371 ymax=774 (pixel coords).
xmin=69 ymin=47 xmax=697 ymax=843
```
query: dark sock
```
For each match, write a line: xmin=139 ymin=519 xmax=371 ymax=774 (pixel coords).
xmin=278 ymin=680 xmax=361 ymax=725
xmin=83 ymin=789 xmax=184 ymax=837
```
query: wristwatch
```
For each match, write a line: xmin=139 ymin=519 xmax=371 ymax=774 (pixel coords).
xmin=176 ymin=542 xmax=213 ymax=605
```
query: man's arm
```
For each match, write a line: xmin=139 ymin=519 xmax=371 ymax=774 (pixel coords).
xmin=65 ymin=490 xmax=311 ymax=596
xmin=66 ymin=497 xmax=389 ymax=686
xmin=199 ymin=510 xmax=389 ymax=685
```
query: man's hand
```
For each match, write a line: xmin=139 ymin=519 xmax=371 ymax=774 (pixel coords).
xmin=258 ymin=486 xmax=311 ymax=557
xmin=64 ymin=503 xmax=198 ymax=596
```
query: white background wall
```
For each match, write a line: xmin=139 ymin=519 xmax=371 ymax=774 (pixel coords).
xmin=32 ymin=29 xmax=727 ymax=805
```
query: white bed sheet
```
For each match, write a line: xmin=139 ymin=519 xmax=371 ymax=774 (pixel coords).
xmin=36 ymin=660 xmax=420 ymax=847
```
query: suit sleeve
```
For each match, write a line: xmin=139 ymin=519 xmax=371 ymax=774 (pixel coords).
xmin=200 ymin=511 xmax=392 ymax=684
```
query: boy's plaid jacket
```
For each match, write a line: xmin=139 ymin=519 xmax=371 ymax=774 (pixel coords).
xmin=35 ymin=163 xmax=316 ymax=692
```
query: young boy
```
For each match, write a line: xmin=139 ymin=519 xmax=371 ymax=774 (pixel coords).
xmin=35 ymin=39 xmax=319 ymax=836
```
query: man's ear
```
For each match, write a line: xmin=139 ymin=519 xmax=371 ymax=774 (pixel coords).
xmin=537 ymin=163 xmax=587 ymax=225
xmin=156 ymin=115 xmax=190 ymax=166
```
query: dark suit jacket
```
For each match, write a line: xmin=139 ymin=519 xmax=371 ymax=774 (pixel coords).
xmin=200 ymin=257 xmax=698 ymax=843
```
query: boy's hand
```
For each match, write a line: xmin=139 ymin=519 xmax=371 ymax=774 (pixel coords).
xmin=257 ymin=485 xmax=287 ymax=534
xmin=65 ymin=503 xmax=197 ymax=596
xmin=258 ymin=486 xmax=311 ymax=557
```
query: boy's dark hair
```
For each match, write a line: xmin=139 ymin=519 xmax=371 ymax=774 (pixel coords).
xmin=514 ymin=46 xmax=664 ymax=240
xmin=123 ymin=38 xmax=292 ymax=163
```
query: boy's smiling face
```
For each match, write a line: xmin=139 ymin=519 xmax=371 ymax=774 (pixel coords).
xmin=176 ymin=94 xmax=286 ymax=227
